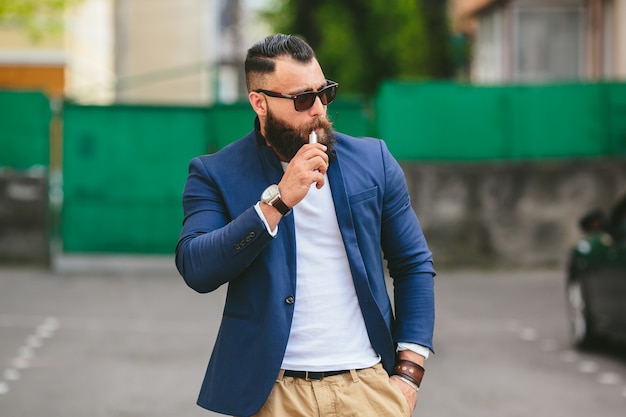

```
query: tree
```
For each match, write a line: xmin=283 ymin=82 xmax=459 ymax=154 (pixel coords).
xmin=0 ymin=0 xmax=83 ymax=42
xmin=419 ymin=0 xmax=455 ymax=79
xmin=263 ymin=0 xmax=454 ymax=95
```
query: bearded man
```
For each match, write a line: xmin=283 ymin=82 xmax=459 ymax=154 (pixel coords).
xmin=175 ymin=34 xmax=435 ymax=417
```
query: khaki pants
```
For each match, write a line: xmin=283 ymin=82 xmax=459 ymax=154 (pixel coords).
xmin=250 ymin=363 xmax=411 ymax=417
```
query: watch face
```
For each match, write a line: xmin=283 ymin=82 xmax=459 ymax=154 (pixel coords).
xmin=261 ymin=184 xmax=279 ymax=202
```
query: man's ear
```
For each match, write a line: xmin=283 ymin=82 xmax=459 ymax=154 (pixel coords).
xmin=249 ymin=92 xmax=267 ymax=117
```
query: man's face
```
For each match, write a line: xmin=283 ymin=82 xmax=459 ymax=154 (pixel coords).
xmin=251 ymin=57 xmax=336 ymax=161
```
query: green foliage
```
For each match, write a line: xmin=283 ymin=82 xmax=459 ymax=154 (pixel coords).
xmin=0 ymin=0 xmax=83 ymax=42
xmin=262 ymin=0 xmax=454 ymax=95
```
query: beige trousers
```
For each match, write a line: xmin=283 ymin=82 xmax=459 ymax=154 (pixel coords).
xmin=249 ymin=363 xmax=411 ymax=417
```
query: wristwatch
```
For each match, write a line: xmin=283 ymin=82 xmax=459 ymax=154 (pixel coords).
xmin=261 ymin=184 xmax=291 ymax=216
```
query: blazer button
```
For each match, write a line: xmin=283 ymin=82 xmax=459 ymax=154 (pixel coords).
xmin=285 ymin=295 xmax=295 ymax=305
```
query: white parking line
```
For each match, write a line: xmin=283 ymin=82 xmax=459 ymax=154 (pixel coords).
xmin=514 ymin=322 xmax=626 ymax=403
xmin=3 ymin=369 xmax=20 ymax=381
xmin=0 ymin=316 xmax=59 ymax=397
xmin=578 ymin=360 xmax=599 ymax=374
xmin=598 ymin=372 xmax=621 ymax=385
xmin=519 ymin=326 xmax=538 ymax=342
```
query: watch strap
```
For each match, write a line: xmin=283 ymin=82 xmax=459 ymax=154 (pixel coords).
xmin=271 ymin=198 xmax=291 ymax=216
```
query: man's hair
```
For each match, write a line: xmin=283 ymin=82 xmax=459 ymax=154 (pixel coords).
xmin=245 ymin=34 xmax=316 ymax=91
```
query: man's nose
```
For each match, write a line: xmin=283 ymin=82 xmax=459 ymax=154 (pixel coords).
xmin=307 ymin=95 xmax=326 ymax=116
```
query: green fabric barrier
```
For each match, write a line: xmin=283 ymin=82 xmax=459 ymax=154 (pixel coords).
xmin=11 ymin=82 xmax=626 ymax=253
xmin=0 ymin=90 xmax=51 ymax=169
xmin=62 ymin=103 xmax=208 ymax=253
xmin=375 ymin=82 xmax=625 ymax=161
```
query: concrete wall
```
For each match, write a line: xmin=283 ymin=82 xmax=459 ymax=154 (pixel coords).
xmin=2 ymin=159 xmax=624 ymax=270
xmin=403 ymin=158 xmax=626 ymax=269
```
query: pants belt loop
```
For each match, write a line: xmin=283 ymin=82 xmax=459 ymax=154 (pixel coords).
xmin=349 ymin=369 xmax=359 ymax=383
xmin=276 ymin=369 xmax=286 ymax=382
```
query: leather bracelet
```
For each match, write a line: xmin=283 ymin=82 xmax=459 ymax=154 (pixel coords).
xmin=393 ymin=374 xmax=420 ymax=392
xmin=393 ymin=370 xmax=420 ymax=387
xmin=392 ymin=359 xmax=425 ymax=387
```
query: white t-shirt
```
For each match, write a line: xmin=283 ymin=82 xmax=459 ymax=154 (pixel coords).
xmin=280 ymin=175 xmax=380 ymax=371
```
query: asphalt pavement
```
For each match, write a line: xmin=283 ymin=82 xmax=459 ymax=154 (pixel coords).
xmin=1 ymin=257 xmax=625 ymax=417
xmin=1 ymin=255 xmax=222 ymax=417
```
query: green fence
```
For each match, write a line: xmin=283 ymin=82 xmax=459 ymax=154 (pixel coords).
xmin=60 ymin=100 xmax=370 ymax=253
xmin=3 ymin=83 xmax=626 ymax=254
xmin=61 ymin=103 xmax=208 ymax=253
xmin=375 ymin=82 xmax=626 ymax=161
xmin=0 ymin=90 xmax=51 ymax=169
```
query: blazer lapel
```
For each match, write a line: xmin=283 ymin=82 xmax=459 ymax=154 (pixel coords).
xmin=328 ymin=160 xmax=358 ymax=253
xmin=328 ymin=155 xmax=394 ymax=365
xmin=328 ymin=159 xmax=370 ymax=287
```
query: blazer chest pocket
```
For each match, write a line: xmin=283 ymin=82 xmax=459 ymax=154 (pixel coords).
xmin=348 ymin=186 xmax=378 ymax=206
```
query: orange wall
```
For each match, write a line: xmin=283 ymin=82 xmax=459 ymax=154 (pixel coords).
xmin=0 ymin=65 xmax=64 ymax=98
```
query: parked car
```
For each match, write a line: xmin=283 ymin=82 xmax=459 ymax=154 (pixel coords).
xmin=566 ymin=193 xmax=626 ymax=349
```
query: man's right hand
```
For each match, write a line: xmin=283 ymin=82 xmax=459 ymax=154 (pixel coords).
xmin=279 ymin=143 xmax=329 ymax=207
xmin=260 ymin=143 xmax=329 ymax=230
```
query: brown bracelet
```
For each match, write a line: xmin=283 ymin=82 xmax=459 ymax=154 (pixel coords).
xmin=392 ymin=359 xmax=425 ymax=387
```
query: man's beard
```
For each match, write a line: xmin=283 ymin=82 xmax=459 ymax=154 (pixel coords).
xmin=264 ymin=109 xmax=335 ymax=162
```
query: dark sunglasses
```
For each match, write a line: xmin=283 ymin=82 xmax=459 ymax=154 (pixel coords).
xmin=255 ymin=80 xmax=339 ymax=112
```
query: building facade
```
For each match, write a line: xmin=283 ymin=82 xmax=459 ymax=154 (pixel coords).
xmin=0 ymin=12 xmax=66 ymax=99
xmin=453 ymin=0 xmax=626 ymax=83
xmin=0 ymin=0 xmax=271 ymax=105
xmin=68 ymin=0 xmax=270 ymax=105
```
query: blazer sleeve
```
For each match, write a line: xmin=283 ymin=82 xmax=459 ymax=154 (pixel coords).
xmin=379 ymin=141 xmax=436 ymax=352
xmin=175 ymin=156 xmax=274 ymax=293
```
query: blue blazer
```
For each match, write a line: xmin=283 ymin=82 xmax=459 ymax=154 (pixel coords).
xmin=175 ymin=128 xmax=435 ymax=417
